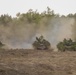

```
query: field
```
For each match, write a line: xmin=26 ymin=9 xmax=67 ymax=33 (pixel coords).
xmin=0 ymin=49 xmax=76 ymax=75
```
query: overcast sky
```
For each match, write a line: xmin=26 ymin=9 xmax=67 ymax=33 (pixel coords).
xmin=0 ymin=0 xmax=76 ymax=16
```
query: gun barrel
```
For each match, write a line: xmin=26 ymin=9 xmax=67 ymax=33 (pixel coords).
xmin=36 ymin=37 xmax=41 ymax=43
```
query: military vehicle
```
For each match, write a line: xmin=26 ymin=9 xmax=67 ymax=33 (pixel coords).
xmin=0 ymin=41 xmax=4 ymax=48
xmin=57 ymin=38 xmax=76 ymax=51
xmin=33 ymin=35 xmax=51 ymax=50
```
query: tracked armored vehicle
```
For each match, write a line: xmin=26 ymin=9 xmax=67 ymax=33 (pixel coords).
xmin=0 ymin=41 xmax=4 ymax=48
xmin=33 ymin=35 xmax=51 ymax=50
xmin=57 ymin=38 xmax=76 ymax=51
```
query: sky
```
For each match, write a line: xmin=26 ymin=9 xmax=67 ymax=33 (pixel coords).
xmin=0 ymin=0 xmax=76 ymax=17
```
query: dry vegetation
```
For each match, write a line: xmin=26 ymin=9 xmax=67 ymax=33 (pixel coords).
xmin=0 ymin=7 xmax=76 ymax=75
xmin=0 ymin=49 xmax=76 ymax=75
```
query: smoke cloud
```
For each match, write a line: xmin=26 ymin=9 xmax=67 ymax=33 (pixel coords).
xmin=46 ymin=17 xmax=75 ymax=50
xmin=0 ymin=17 xmax=75 ymax=49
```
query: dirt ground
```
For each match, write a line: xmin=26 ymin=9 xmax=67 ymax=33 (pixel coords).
xmin=0 ymin=49 xmax=76 ymax=75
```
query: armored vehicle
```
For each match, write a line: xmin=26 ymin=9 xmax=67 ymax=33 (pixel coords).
xmin=0 ymin=41 xmax=4 ymax=48
xmin=33 ymin=35 xmax=51 ymax=50
xmin=57 ymin=38 xmax=76 ymax=51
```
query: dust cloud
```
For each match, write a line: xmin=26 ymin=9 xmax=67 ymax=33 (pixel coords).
xmin=0 ymin=17 xmax=75 ymax=49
